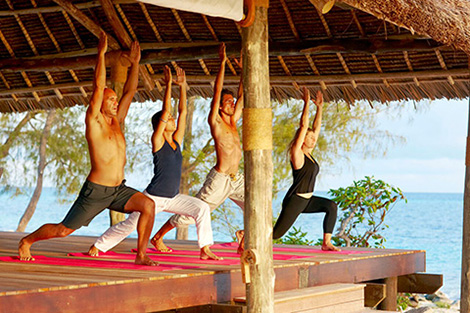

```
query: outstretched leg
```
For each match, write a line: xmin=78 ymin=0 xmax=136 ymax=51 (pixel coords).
xmin=124 ymin=193 xmax=157 ymax=266
xmin=151 ymin=219 xmax=174 ymax=252
xmin=19 ymin=223 xmax=75 ymax=261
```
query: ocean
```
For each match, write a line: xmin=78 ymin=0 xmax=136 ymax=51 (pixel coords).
xmin=0 ymin=188 xmax=462 ymax=300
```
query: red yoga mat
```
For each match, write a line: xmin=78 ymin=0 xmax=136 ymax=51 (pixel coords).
xmin=132 ymin=248 xmax=315 ymax=260
xmin=69 ymin=251 xmax=241 ymax=265
xmin=211 ymin=242 xmax=372 ymax=255
xmin=0 ymin=255 xmax=200 ymax=271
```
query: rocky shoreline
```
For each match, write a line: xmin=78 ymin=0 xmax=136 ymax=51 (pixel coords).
xmin=402 ymin=291 xmax=459 ymax=312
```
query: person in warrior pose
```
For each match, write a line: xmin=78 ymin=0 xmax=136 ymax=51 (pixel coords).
xmin=152 ymin=43 xmax=246 ymax=254
xmin=18 ymin=33 xmax=157 ymax=265
xmin=272 ymin=87 xmax=340 ymax=251
xmin=88 ymin=65 xmax=221 ymax=260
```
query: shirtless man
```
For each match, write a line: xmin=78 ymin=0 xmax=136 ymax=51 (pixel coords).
xmin=18 ymin=33 xmax=157 ymax=266
xmin=87 ymin=66 xmax=221 ymax=260
xmin=152 ymin=43 xmax=246 ymax=253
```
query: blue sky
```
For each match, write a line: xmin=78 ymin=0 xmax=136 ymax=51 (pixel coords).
xmin=317 ymin=98 xmax=469 ymax=193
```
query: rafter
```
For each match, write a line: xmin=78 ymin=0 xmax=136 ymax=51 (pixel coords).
xmin=280 ymin=0 xmax=300 ymax=40
xmin=403 ymin=51 xmax=420 ymax=86
xmin=305 ymin=54 xmax=327 ymax=90
xmin=0 ymin=26 xmax=40 ymax=102
xmin=351 ymin=10 xmax=365 ymax=37
xmin=337 ymin=53 xmax=357 ymax=88
xmin=371 ymin=55 xmax=390 ymax=87
xmin=0 ymin=72 xmax=18 ymax=101
xmin=172 ymin=8 xmax=211 ymax=76
xmin=51 ymin=0 xmax=121 ymax=50
xmin=201 ymin=15 xmax=237 ymax=76
xmin=435 ymin=50 xmax=454 ymax=85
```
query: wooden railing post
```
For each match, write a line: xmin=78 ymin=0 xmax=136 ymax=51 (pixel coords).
xmin=242 ymin=0 xmax=274 ymax=312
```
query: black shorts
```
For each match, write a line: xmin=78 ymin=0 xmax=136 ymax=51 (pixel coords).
xmin=61 ymin=180 xmax=139 ymax=230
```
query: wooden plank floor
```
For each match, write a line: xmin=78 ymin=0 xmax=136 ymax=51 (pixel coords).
xmin=0 ymin=231 xmax=425 ymax=313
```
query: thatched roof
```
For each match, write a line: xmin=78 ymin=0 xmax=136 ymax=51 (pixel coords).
xmin=0 ymin=0 xmax=469 ymax=113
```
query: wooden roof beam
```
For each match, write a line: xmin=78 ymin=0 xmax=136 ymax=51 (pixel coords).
xmin=5 ymin=70 xmax=469 ymax=97
xmin=304 ymin=54 xmax=327 ymax=90
xmin=51 ymin=0 xmax=121 ymax=50
xmin=99 ymin=0 xmax=154 ymax=90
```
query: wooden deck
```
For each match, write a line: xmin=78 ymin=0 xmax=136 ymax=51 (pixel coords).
xmin=0 ymin=231 xmax=425 ymax=313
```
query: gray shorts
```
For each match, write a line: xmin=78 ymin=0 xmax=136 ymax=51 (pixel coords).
xmin=61 ymin=180 xmax=138 ymax=229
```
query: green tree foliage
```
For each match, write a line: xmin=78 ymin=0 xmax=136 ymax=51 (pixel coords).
xmin=329 ymin=176 xmax=407 ymax=248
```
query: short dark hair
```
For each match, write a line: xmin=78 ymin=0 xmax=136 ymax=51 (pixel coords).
xmin=220 ymin=89 xmax=234 ymax=105
xmin=151 ymin=110 xmax=163 ymax=131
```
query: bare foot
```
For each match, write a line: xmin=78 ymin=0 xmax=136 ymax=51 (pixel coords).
xmin=322 ymin=242 xmax=341 ymax=252
xmin=235 ymin=230 xmax=245 ymax=255
xmin=18 ymin=239 xmax=35 ymax=261
xmin=151 ymin=237 xmax=173 ymax=252
xmin=87 ymin=245 xmax=101 ymax=257
xmin=135 ymin=254 xmax=158 ymax=266
xmin=200 ymin=245 xmax=223 ymax=260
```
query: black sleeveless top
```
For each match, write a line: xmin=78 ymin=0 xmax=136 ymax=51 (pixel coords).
xmin=285 ymin=154 xmax=319 ymax=198
xmin=145 ymin=140 xmax=182 ymax=198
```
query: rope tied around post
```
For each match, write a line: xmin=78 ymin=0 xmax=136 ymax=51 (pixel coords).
xmin=240 ymin=248 xmax=260 ymax=284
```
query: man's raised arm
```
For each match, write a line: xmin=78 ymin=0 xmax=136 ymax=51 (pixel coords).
xmin=208 ymin=43 xmax=227 ymax=126
xmin=232 ymin=56 xmax=243 ymax=123
xmin=117 ymin=41 xmax=141 ymax=125
xmin=87 ymin=33 xmax=107 ymax=119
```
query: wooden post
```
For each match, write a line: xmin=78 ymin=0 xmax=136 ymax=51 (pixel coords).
xmin=461 ymin=98 xmax=470 ymax=313
xmin=242 ymin=1 xmax=274 ymax=312
xmin=378 ymin=276 xmax=397 ymax=311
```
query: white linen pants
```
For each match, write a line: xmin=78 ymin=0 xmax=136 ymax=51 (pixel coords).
xmin=169 ymin=167 xmax=245 ymax=227
xmin=94 ymin=191 xmax=213 ymax=252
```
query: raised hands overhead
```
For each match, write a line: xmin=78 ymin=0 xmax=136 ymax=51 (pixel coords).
xmin=163 ymin=65 xmax=172 ymax=85
xmin=313 ymin=90 xmax=323 ymax=109
xmin=123 ymin=41 xmax=141 ymax=65
xmin=98 ymin=31 xmax=108 ymax=56
xmin=302 ymin=86 xmax=310 ymax=104
xmin=173 ymin=66 xmax=186 ymax=87
xmin=219 ymin=42 xmax=227 ymax=63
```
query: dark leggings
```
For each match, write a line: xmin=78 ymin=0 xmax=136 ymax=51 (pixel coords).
xmin=273 ymin=194 xmax=338 ymax=239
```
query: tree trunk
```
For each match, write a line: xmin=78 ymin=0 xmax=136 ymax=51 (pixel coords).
xmin=16 ymin=109 xmax=56 ymax=232
xmin=242 ymin=1 xmax=275 ymax=312
xmin=176 ymin=96 xmax=196 ymax=240
xmin=0 ymin=111 xmax=37 ymax=180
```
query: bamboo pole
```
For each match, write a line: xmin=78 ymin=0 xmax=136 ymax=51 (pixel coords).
xmin=460 ymin=97 xmax=470 ymax=313
xmin=242 ymin=1 xmax=274 ymax=312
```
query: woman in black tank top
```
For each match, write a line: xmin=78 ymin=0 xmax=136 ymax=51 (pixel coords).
xmin=273 ymin=87 xmax=340 ymax=251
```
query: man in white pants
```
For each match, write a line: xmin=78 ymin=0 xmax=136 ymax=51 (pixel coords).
xmin=88 ymin=66 xmax=221 ymax=260
xmin=154 ymin=43 xmax=246 ymax=254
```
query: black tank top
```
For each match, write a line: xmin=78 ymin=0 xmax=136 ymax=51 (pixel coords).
xmin=286 ymin=154 xmax=319 ymax=198
xmin=145 ymin=140 xmax=182 ymax=198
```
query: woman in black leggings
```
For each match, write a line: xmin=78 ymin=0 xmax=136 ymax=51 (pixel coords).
xmin=273 ymin=87 xmax=340 ymax=251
